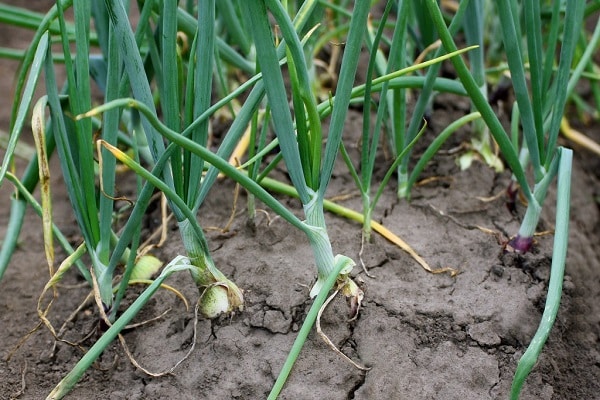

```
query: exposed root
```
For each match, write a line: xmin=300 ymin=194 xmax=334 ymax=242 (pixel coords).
xmin=316 ymin=290 xmax=371 ymax=372
xmin=50 ymin=291 xmax=97 ymax=356
xmin=127 ymin=280 xmax=190 ymax=311
xmin=115 ymin=301 xmax=200 ymax=377
xmin=10 ymin=360 xmax=27 ymax=399
xmin=222 ymin=181 xmax=241 ymax=233
xmin=255 ymin=208 xmax=279 ymax=226
xmin=426 ymin=203 xmax=506 ymax=245
xmin=123 ymin=308 xmax=172 ymax=330
xmin=91 ymin=270 xmax=199 ymax=377
xmin=5 ymin=322 xmax=42 ymax=362
xmin=7 ymin=244 xmax=89 ymax=361
xmin=206 ymin=181 xmax=241 ymax=234
xmin=56 ymin=291 xmax=94 ymax=339
xmin=357 ymin=232 xmax=376 ymax=279
xmin=137 ymin=194 xmax=171 ymax=257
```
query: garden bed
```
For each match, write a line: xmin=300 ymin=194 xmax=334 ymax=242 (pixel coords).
xmin=1 ymin=1 xmax=599 ymax=399
xmin=1 ymin=105 xmax=600 ymax=399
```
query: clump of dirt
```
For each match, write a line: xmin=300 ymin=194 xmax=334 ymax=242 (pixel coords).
xmin=2 ymin=117 xmax=600 ymax=399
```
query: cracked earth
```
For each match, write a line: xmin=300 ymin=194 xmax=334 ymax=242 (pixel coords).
xmin=1 ymin=5 xmax=600 ymax=395
xmin=2 ymin=115 xmax=600 ymax=398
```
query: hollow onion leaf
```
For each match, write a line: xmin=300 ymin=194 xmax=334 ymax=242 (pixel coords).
xmin=510 ymin=148 xmax=572 ymax=398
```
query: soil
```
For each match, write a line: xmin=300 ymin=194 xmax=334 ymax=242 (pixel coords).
xmin=1 ymin=2 xmax=600 ymax=399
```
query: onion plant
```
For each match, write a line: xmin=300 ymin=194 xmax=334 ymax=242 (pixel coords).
xmin=425 ymin=0 xmax=584 ymax=397
xmin=238 ymin=0 xmax=470 ymax=293
xmin=42 ymin=0 xmax=366 ymax=394
xmin=68 ymin=0 xmax=245 ymax=319
xmin=231 ymin=0 xmax=368 ymax=299
xmin=340 ymin=0 xmax=479 ymax=243
xmin=355 ymin=0 xmax=482 ymax=201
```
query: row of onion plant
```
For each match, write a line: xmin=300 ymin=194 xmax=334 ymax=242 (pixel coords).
xmin=425 ymin=0 xmax=589 ymax=397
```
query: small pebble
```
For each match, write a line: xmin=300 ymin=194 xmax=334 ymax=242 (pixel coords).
xmin=491 ymin=265 xmax=504 ymax=277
